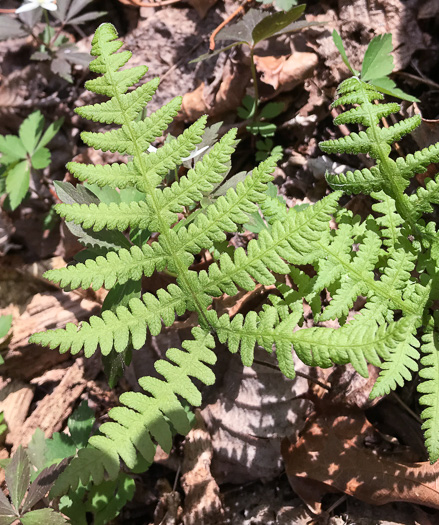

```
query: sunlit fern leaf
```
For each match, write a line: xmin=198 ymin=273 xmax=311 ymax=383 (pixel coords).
xmin=418 ymin=330 xmax=439 ymax=463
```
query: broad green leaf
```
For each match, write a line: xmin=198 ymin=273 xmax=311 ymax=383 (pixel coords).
xmin=68 ymin=401 xmax=95 ymax=449
xmin=87 ymin=473 xmax=135 ymax=525
xmin=6 ymin=160 xmax=30 ymax=210
xmin=65 ymin=0 xmax=95 ymax=21
xmin=259 ymin=102 xmax=284 ymax=119
xmin=0 ymin=135 xmax=27 ymax=164
xmin=85 ymin=182 xmax=121 ymax=204
xmin=252 ymin=4 xmax=306 ymax=45
xmin=45 ymin=433 xmax=76 ymax=463
xmin=216 ymin=9 xmax=265 ymax=45
xmin=332 ymin=29 xmax=359 ymax=76
xmin=361 ymin=33 xmax=394 ymax=82
xmin=237 ymin=95 xmax=256 ymax=119
xmin=31 ymin=147 xmax=51 ymax=170
xmin=5 ymin=446 xmax=30 ymax=512
xmin=370 ymin=76 xmax=419 ymax=103
xmin=0 ymin=315 xmax=12 ymax=339
xmin=0 ymin=412 xmax=7 ymax=437
xmin=37 ymin=118 xmax=64 ymax=149
xmin=20 ymin=508 xmax=68 ymax=525
xmin=19 ymin=111 xmax=44 ymax=154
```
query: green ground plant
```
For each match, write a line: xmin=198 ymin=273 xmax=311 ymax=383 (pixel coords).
xmin=28 ymin=21 xmax=439 ymax=502
xmin=0 ymin=111 xmax=63 ymax=210
xmin=0 ymin=0 xmax=105 ymax=82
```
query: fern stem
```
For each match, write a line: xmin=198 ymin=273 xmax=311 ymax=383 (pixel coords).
xmin=101 ymin=52 xmax=212 ymax=329
xmin=249 ymin=48 xmax=259 ymax=123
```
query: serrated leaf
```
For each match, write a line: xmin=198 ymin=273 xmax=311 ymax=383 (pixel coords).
xmin=6 ymin=160 xmax=30 ymax=210
xmin=45 ymin=433 xmax=76 ymax=463
xmin=0 ymin=16 xmax=27 ymax=41
xmin=361 ymin=33 xmax=394 ymax=82
xmin=20 ymin=508 xmax=68 ymax=525
xmin=38 ymin=118 xmax=64 ymax=149
xmin=31 ymin=51 xmax=50 ymax=61
xmin=5 ymin=446 xmax=30 ymax=512
xmin=0 ymin=490 xmax=15 ymax=521
xmin=21 ymin=459 xmax=69 ymax=514
xmin=332 ymin=29 xmax=359 ymax=76
xmin=51 ymin=57 xmax=72 ymax=82
xmin=252 ymin=4 xmax=306 ymax=45
xmin=31 ymin=147 xmax=51 ymax=170
xmin=0 ymin=135 xmax=27 ymax=164
xmin=19 ymin=111 xmax=44 ymax=155
xmin=68 ymin=401 xmax=95 ymax=449
xmin=0 ymin=315 xmax=12 ymax=339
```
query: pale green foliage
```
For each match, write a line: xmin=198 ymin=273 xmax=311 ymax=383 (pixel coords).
xmin=0 ymin=111 xmax=62 ymax=209
xmin=320 ymin=75 xmax=439 ymax=462
xmin=29 ymin=23 xmax=439 ymax=498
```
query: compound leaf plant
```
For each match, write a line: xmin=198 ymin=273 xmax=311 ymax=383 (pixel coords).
xmin=30 ymin=22 xmax=439 ymax=498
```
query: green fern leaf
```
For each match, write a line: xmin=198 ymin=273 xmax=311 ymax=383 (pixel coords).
xmin=418 ymin=331 xmax=439 ymax=463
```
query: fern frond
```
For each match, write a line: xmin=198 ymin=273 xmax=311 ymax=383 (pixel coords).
xmin=333 ymin=102 xmax=400 ymax=127
xmin=396 ymin=143 xmax=439 ymax=181
xmin=196 ymin=192 xmax=341 ymax=297
xmin=44 ymin=243 xmax=168 ymax=290
xmin=66 ymin=117 xmax=207 ymax=191
xmin=76 ymin=78 xmax=160 ymax=125
xmin=171 ymin=156 xmax=281 ymax=258
xmin=326 ymin=166 xmax=384 ymax=194
xmin=52 ymin=327 xmax=216 ymax=495
xmin=81 ymin=97 xmax=182 ymax=154
xmin=331 ymin=77 xmax=383 ymax=107
xmin=370 ymin=319 xmax=419 ymax=397
xmin=380 ymin=115 xmax=421 ymax=145
xmin=292 ymin=317 xmax=416 ymax=378
xmin=409 ymin=174 xmax=439 ymax=217
xmin=29 ymin=285 xmax=188 ymax=356
xmin=207 ymin=307 xmax=301 ymax=379
xmin=55 ymin=201 xmax=152 ymax=232
xmin=319 ymin=131 xmax=373 ymax=156
xmin=67 ymin=161 xmax=142 ymax=190
xmin=418 ymin=330 xmax=439 ymax=463
xmin=371 ymin=191 xmax=405 ymax=248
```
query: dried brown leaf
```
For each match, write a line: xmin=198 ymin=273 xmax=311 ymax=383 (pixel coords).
xmin=282 ymin=407 xmax=439 ymax=511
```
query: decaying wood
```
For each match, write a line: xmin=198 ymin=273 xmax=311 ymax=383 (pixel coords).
xmin=13 ymin=359 xmax=88 ymax=450
xmin=0 ymin=291 xmax=100 ymax=380
xmin=0 ymin=378 xmax=34 ymax=448
xmin=181 ymin=411 xmax=225 ymax=525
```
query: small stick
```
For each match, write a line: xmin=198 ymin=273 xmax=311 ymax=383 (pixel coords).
xmin=209 ymin=0 xmax=252 ymax=51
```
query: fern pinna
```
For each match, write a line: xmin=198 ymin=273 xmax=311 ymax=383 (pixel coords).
xmin=30 ymin=24 xmax=439 ymax=495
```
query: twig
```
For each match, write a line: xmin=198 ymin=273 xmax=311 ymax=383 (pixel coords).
xmin=390 ymin=392 xmax=422 ymax=424
xmin=395 ymin=70 xmax=439 ymax=91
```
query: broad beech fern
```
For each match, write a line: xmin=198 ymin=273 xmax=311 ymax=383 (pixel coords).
xmin=30 ymin=24 xmax=439 ymax=495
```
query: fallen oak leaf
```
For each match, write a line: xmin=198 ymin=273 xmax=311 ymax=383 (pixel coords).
xmin=281 ymin=406 xmax=439 ymax=511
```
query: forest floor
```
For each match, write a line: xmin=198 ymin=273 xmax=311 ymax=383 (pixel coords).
xmin=1 ymin=0 xmax=439 ymax=523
